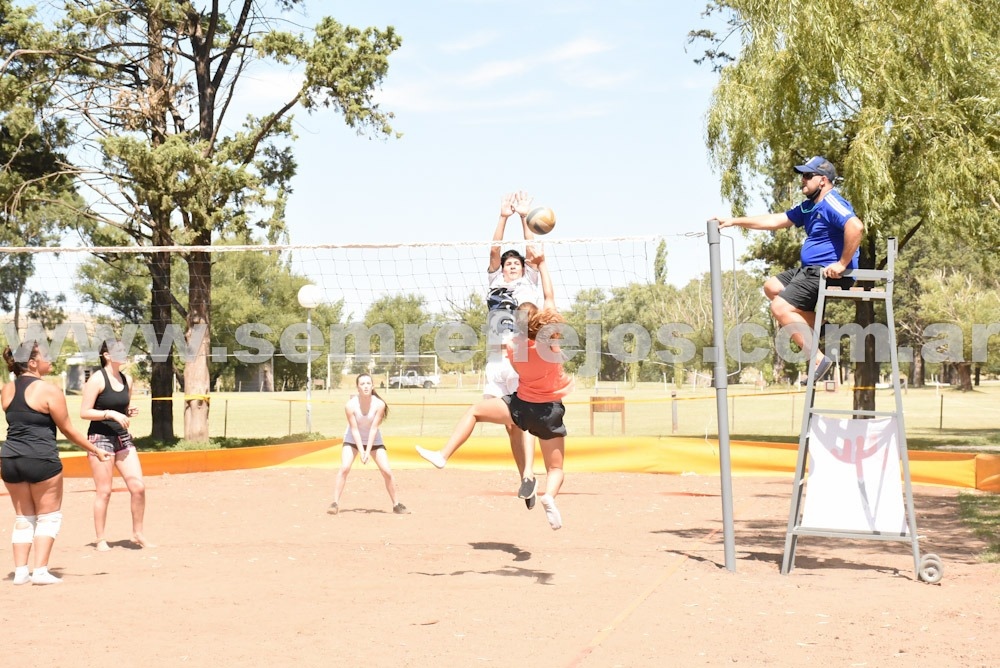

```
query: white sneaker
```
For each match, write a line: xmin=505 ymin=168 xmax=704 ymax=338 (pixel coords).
xmin=31 ymin=569 xmax=62 ymax=585
xmin=415 ymin=445 xmax=446 ymax=469
xmin=539 ymin=494 xmax=562 ymax=531
xmin=12 ymin=568 xmax=30 ymax=586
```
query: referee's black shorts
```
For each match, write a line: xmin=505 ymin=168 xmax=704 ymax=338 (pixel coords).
xmin=775 ymin=265 xmax=854 ymax=312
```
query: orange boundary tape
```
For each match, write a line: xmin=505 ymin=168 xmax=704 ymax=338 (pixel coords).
xmin=56 ymin=436 xmax=1000 ymax=492
xmin=59 ymin=439 xmax=335 ymax=477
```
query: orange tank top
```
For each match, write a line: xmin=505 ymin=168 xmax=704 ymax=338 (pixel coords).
xmin=505 ymin=338 xmax=573 ymax=402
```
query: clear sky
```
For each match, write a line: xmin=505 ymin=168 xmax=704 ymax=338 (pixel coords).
xmin=233 ymin=0 xmax=750 ymax=289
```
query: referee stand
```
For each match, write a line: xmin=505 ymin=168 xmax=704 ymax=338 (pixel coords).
xmin=780 ymin=238 xmax=943 ymax=583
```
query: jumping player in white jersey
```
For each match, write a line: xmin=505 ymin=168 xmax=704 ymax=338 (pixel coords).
xmin=485 ymin=191 xmax=542 ymax=508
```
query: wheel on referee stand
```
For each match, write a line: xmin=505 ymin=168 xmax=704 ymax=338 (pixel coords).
xmin=918 ymin=553 xmax=943 ymax=584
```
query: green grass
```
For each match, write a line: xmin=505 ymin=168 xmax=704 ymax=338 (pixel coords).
xmin=958 ymin=492 xmax=1000 ymax=562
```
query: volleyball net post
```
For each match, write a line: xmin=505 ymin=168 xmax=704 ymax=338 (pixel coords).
xmin=707 ymin=218 xmax=737 ymax=572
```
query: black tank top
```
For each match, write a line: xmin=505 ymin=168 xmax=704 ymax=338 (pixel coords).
xmin=88 ymin=367 xmax=131 ymax=438
xmin=2 ymin=375 xmax=58 ymax=460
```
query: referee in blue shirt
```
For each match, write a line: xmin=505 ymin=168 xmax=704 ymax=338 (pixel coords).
xmin=716 ymin=156 xmax=864 ymax=382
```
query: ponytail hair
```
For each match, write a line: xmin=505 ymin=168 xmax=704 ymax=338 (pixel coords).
xmin=98 ymin=339 xmax=127 ymax=368
xmin=3 ymin=340 xmax=39 ymax=376
xmin=98 ymin=340 xmax=111 ymax=368
xmin=356 ymin=373 xmax=389 ymax=420
xmin=517 ymin=302 xmax=565 ymax=340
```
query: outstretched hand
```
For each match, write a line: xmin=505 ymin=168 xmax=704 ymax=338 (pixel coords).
xmin=500 ymin=192 xmax=516 ymax=218
xmin=526 ymin=243 xmax=544 ymax=266
xmin=513 ymin=191 xmax=533 ymax=217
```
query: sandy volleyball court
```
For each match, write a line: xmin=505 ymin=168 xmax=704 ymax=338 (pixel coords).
xmin=0 ymin=466 xmax=997 ymax=667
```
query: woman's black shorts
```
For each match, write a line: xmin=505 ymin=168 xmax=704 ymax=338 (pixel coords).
xmin=1 ymin=456 xmax=63 ymax=484
xmin=502 ymin=393 xmax=567 ymax=440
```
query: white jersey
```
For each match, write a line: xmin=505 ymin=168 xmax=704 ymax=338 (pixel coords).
xmin=342 ymin=395 xmax=385 ymax=446
xmin=487 ymin=265 xmax=541 ymax=308
xmin=487 ymin=264 xmax=542 ymax=337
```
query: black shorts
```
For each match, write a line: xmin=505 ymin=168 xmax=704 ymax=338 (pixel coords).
xmin=1 ymin=456 xmax=63 ymax=484
xmin=502 ymin=393 xmax=567 ymax=440
xmin=344 ymin=443 xmax=386 ymax=452
xmin=775 ymin=266 xmax=854 ymax=312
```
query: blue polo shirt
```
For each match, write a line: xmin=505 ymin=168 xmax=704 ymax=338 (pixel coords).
xmin=786 ymin=189 xmax=859 ymax=268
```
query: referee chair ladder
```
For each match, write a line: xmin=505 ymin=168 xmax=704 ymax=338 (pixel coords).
xmin=780 ymin=238 xmax=942 ymax=583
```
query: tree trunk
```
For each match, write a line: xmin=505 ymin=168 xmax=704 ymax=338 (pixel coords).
xmin=853 ymin=300 xmax=877 ymax=415
xmin=183 ymin=248 xmax=212 ymax=442
xmin=853 ymin=235 xmax=878 ymax=414
xmin=149 ymin=247 xmax=175 ymax=442
xmin=147 ymin=10 xmax=175 ymax=444
xmin=956 ymin=362 xmax=973 ymax=391
xmin=912 ymin=347 xmax=924 ymax=388
xmin=261 ymin=360 xmax=274 ymax=392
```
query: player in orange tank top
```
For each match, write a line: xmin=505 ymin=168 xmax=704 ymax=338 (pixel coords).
xmin=416 ymin=250 xmax=570 ymax=530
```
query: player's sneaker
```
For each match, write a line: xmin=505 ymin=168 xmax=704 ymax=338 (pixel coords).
xmin=393 ymin=503 xmax=410 ymax=515
xmin=30 ymin=569 xmax=62 ymax=585
xmin=812 ymin=355 xmax=834 ymax=383
xmin=327 ymin=502 xmax=339 ymax=515
xmin=517 ymin=477 xmax=537 ymax=500
xmin=415 ymin=445 xmax=446 ymax=469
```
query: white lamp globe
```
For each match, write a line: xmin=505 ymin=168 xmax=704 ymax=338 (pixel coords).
xmin=297 ymin=284 xmax=323 ymax=309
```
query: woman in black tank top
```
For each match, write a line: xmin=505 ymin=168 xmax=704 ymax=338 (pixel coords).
xmin=2 ymin=341 xmax=110 ymax=585
xmin=80 ymin=340 xmax=150 ymax=551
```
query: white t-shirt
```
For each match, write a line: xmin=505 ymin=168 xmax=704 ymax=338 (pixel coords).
xmin=486 ymin=265 xmax=541 ymax=337
xmin=487 ymin=265 xmax=541 ymax=308
xmin=342 ymin=395 xmax=385 ymax=446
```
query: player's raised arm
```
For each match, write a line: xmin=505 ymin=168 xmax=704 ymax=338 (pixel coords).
xmin=535 ymin=251 xmax=556 ymax=311
xmin=512 ymin=190 xmax=540 ymax=266
xmin=489 ymin=192 xmax=517 ymax=272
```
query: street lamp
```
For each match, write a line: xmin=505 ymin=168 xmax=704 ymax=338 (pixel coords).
xmin=297 ymin=284 xmax=323 ymax=433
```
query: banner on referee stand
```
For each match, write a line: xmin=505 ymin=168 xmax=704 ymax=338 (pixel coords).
xmin=801 ymin=416 xmax=908 ymax=534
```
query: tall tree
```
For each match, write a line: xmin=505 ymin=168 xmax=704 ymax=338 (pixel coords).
xmin=0 ymin=105 xmax=81 ymax=334
xmin=916 ymin=269 xmax=1000 ymax=391
xmin=445 ymin=291 xmax=487 ymax=373
xmin=364 ymin=294 xmax=433 ymax=359
xmin=692 ymin=0 xmax=1000 ymax=409
xmin=2 ymin=2 xmax=401 ymax=440
xmin=211 ymin=247 xmax=344 ymax=392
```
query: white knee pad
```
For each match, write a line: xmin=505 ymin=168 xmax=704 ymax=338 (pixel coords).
xmin=11 ymin=515 xmax=37 ymax=544
xmin=34 ymin=511 xmax=62 ymax=539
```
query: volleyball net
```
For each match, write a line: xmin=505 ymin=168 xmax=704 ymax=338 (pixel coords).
xmin=0 ymin=236 xmax=729 ymax=390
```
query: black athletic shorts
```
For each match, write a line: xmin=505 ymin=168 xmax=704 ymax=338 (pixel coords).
xmin=502 ymin=393 xmax=567 ymax=440
xmin=344 ymin=442 xmax=386 ymax=452
xmin=776 ymin=265 xmax=854 ymax=312
xmin=1 ymin=456 xmax=63 ymax=484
